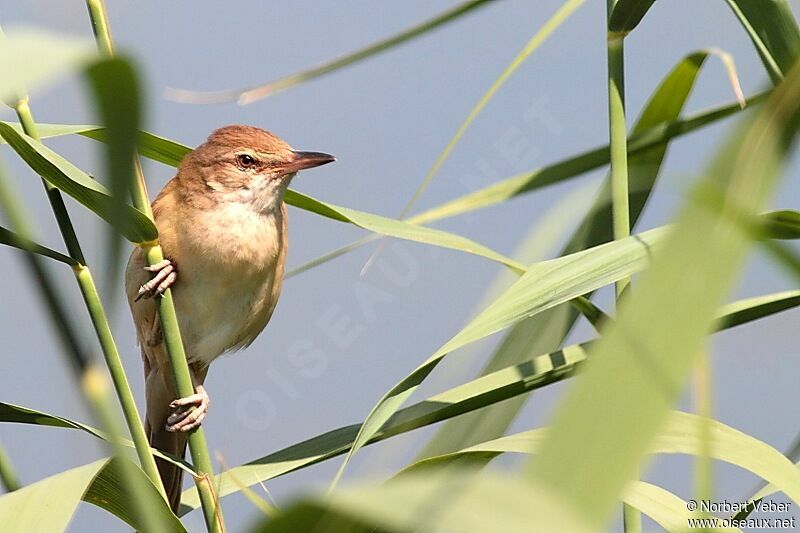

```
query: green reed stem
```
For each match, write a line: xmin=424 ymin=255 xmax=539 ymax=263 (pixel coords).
xmin=607 ymin=1 xmax=638 ymax=531
xmin=84 ymin=1 xmax=224 ymax=530
xmin=607 ymin=14 xmax=631 ymax=301
xmin=10 ymin=98 xmax=166 ymax=500
xmin=693 ymin=352 xmax=713 ymax=520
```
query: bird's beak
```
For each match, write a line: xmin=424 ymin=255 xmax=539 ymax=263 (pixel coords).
xmin=282 ymin=151 xmax=336 ymax=173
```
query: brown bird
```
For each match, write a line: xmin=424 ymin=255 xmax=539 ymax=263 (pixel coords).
xmin=125 ymin=125 xmax=334 ymax=511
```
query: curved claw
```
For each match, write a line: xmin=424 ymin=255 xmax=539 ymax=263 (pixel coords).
xmin=166 ymin=385 xmax=210 ymax=433
xmin=136 ymin=259 xmax=177 ymax=301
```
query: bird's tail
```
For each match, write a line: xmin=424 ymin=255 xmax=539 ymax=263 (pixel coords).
xmin=145 ymin=359 xmax=190 ymax=513
xmin=147 ymin=417 xmax=188 ymax=512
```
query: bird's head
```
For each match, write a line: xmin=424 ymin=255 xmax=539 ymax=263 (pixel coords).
xmin=178 ymin=124 xmax=335 ymax=212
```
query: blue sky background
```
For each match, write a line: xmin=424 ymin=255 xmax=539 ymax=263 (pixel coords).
xmin=2 ymin=1 xmax=800 ymax=531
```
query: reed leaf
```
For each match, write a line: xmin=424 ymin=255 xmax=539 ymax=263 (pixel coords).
xmin=608 ymin=0 xmax=656 ymax=33
xmin=0 ymin=226 xmax=78 ymax=266
xmin=0 ymin=122 xmax=156 ymax=243
xmin=725 ymin=0 xmax=800 ymax=83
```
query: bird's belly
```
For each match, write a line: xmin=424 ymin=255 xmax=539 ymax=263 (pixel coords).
xmin=175 ymin=269 xmax=279 ymax=365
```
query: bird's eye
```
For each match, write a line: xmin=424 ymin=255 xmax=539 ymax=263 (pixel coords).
xmin=236 ymin=154 xmax=258 ymax=168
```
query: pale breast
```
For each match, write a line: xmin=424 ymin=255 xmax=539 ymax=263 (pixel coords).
xmin=168 ymin=202 xmax=287 ymax=365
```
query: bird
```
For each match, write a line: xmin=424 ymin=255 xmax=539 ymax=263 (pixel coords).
xmin=125 ymin=125 xmax=334 ymax=511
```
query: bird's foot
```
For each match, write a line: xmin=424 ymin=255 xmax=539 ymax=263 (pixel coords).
xmin=136 ymin=259 xmax=177 ymax=301
xmin=166 ymin=385 xmax=209 ymax=432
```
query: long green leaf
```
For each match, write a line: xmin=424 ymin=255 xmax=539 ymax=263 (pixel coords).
xmin=165 ymin=0 xmax=497 ymax=105
xmin=725 ymin=0 xmax=800 ymax=83
xmin=0 ymin=402 xmax=195 ymax=475
xmin=0 ymin=226 xmax=77 ymax=266
xmin=528 ymin=61 xmax=800 ymax=528
xmin=0 ymin=122 xmax=156 ymax=244
xmin=285 ymin=189 xmax=525 ymax=273
xmin=418 ymin=50 xmax=716 ymax=459
xmin=608 ymin=0 xmax=656 ymax=33
xmin=761 ymin=209 xmax=800 ymax=239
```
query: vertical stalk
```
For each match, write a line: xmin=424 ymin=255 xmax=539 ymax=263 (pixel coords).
xmin=693 ymin=352 xmax=713 ymax=520
xmin=10 ymin=99 xmax=165 ymax=497
xmin=607 ymin=1 xmax=637 ymax=532
xmin=607 ymin=6 xmax=631 ymax=300
xmin=84 ymin=1 xmax=224 ymax=530
xmin=0 ymin=442 xmax=21 ymax=492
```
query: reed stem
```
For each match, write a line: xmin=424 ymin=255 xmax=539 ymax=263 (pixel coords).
xmin=607 ymin=1 xmax=638 ymax=531
xmin=84 ymin=1 xmax=224 ymax=529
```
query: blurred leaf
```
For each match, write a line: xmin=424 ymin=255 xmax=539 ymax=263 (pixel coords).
xmin=0 ymin=442 xmax=20 ymax=492
xmin=84 ymin=57 xmax=141 ymax=297
xmin=0 ymin=226 xmax=78 ymax=266
xmin=761 ymin=209 xmax=800 ymax=239
xmin=0 ymin=122 xmax=156 ymax=244
xmin=0 ymin=457 xmax=185 ymax=533
xmin=0 ymin=459 xmax=107 ymax=532
xmin=165 ymin=0 xmax=497 ymax=105
xmin=258 ymin=472 xmax=728 ymax=533
xmin=725 ymin=0 xmax=800 ymax=83
xmin=330 ymin=225 xmax=670 ymax=487
xmin=418 ymin=50 xmax=715 ymax=459
xmin=608 ymin=0 xmax=656 ymax=33
xmin=0 ymin=28 xmax=96 ymax=105
xmin=402 ymin=411 xmax=800 ymax=509
xmin=528 ymin=61 xmax=800 ymax=528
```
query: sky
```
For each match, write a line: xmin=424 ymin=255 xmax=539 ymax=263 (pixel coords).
xmin=2 ymin=1 xmax=800 ymax=531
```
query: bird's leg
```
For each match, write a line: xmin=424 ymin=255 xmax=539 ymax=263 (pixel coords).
xmin=166 ymin=366 xmax=210 ymax=433
xmin=136 ymin=258 xmax=177 ymax=301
